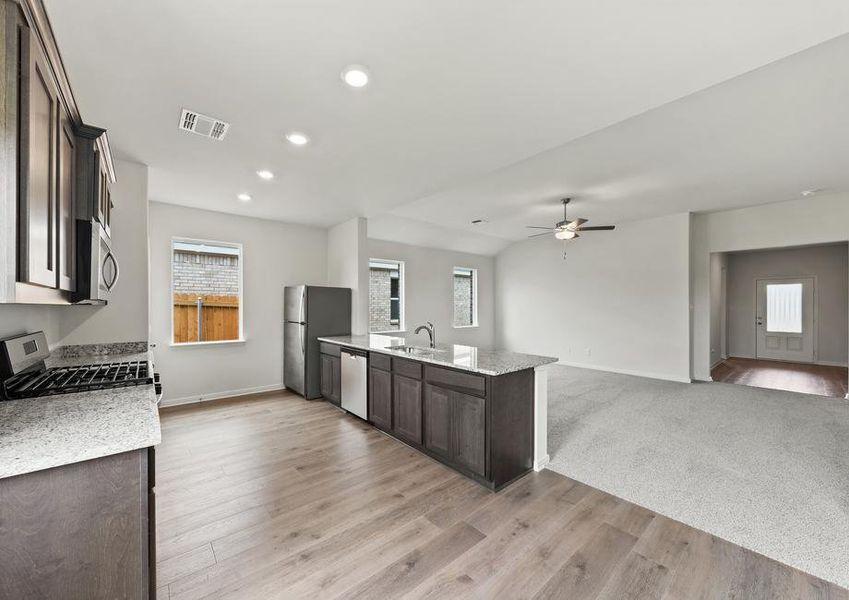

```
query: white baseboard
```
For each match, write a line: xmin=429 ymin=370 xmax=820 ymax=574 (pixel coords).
xmin=710 ymin=358 xmax=724 ymax=369
xmin=815 ymin=360 xmax=849 ymax=368
xmin=533 ymin=454 xmax=550 ymax=472
xmin=555 ymin=360 xmax=692 ymax=384
xmin=161 ymin=383 xmax=286 ymax=407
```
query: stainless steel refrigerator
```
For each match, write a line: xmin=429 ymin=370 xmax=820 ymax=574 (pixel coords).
xmin=284 ymin=285 xmax=351 ymax=399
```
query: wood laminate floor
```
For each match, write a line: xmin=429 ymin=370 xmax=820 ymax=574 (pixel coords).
xmin=711 ymin=357 xmax=848 ymax=397
xmin=155 ymin=392 xmax=847 ymax=600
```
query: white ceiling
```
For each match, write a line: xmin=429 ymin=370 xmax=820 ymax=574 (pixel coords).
xmin=45 ymin=0 xmax=849 ymax=251
xmin=390 ymin=33 xmax=849 ymax=249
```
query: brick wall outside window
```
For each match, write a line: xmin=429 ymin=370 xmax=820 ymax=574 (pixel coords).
xmin=173 ymin=251 xmax=240 ymax=296
xmin=453 ymin=271 xmax=475 ymax=326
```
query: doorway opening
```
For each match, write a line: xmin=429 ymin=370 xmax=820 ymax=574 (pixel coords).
xmin=709 ymin=242 xmax=848 ymax=398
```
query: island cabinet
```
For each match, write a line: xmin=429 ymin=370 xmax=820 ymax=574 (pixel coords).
xmin=319 ymin=342 xmax=341 ymax=405
xmin=361 ymin=350 xmax=534 ymax=491
xmin=391 ymin=357 xmax=422 ymax=444
xmin=368 ymin=354 xmax=392 ymax=431
xmin=0 ymin=447 xmax=156 ymax=600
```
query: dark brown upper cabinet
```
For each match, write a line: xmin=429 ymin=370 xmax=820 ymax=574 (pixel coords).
xmin=74 ymin=126 xmax=111 ymax=229
xmin=17 ymin=25 xmax=59 ymax=288
xmin=57 ymin=109 xmax=76 ymax=292
xmin=0 ymin=1 xmax=116 ymax=304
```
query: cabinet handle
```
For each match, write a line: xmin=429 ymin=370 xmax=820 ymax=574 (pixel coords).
xmin=103 ymin=251 xmax=120 ymax=291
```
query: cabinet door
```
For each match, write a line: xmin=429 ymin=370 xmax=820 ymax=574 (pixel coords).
xmin=331 ymin=357 xmax=341 ymax=404
xmin=19 ymin=29 xmax=59 ymax=288
xmin=424 ymin=384 xmax=451 ymax=458
xmin=320 ymin=354 xmax=333 ymax=400
xmin=57 ymin=112 xmax=76 ymax=292
xmin=102 ymin=173 xmax=112 ymax=237
xmin=393 ymin=374 xmax=422 ymax=445
xmin=368 ymin=367 xmax=392 ymax=431
xmin=451 ymin=391 xmax=486 ymax=477
xmin=95 ymin=155 xmax=107 ymax=227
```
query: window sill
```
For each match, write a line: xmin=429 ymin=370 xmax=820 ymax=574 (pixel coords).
xmin=453 ymin=325 xmax=479 ymax=329
xmin=170 ymin=339 xmax=246 ymax=348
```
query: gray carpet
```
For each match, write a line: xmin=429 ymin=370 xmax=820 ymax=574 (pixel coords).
xmin=545 ymin=364 xmax=849 ymax=588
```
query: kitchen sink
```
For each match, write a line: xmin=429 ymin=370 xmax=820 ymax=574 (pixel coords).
xmin=387 ymin=345 xmax=445 ymax=356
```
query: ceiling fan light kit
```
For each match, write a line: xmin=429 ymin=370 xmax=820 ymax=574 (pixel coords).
xmin=525 ymin=198 xmax=616 ymax=257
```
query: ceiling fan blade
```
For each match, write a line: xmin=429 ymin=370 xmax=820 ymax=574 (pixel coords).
xmin=565 ymin=218 xmax=587 ymax=231
xmin=527 ymin=231 xmax=552 ymax=238
xmin=525 ymin=226 xmax=554 ymax=230
xmin=576 ymin=225 xmax=615 ymax=231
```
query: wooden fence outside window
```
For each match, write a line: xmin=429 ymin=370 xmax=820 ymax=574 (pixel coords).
xmin=173 ymin=293 xmax=240 ymax=343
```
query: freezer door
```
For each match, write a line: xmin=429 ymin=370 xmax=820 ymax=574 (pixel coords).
xmin=283 ymin=321 xmax=305 ymax=396
xmin=305 ymin=287 xmax=351 ymax=335
xmin=284 ymin=285 xmax=306 ymax=324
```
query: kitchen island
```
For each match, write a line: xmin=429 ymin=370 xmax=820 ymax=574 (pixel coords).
xmin=318 ymin=334 xmax=557 ymax=490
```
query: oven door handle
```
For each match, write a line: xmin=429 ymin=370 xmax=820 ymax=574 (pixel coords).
xmin=103 ymin=251 xmax=120 ymax=291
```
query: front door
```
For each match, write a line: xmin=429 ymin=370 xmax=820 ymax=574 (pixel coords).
xmin=755 ymin=277 xmax=815 ymax=363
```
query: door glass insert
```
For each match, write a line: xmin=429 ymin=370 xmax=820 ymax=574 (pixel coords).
xmin=766 ymin=283 xmax=803 ymax=333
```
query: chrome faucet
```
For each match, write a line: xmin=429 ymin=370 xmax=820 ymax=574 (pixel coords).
xmin=414 ymin=321 xmax=436 ymax=348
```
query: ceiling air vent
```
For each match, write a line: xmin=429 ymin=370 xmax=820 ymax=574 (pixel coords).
xmin=178 ymin=108 xmax=230 ymax=141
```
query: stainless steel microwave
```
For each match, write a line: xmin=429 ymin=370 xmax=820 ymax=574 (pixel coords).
xmin=71 ymin=220 xmax=119 ymax=304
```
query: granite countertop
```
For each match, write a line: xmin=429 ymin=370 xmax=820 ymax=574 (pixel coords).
xmin=318 ymin=334 xmax=558 ymax=376
xmin=0 ymin=344 xmax=161 ymax=479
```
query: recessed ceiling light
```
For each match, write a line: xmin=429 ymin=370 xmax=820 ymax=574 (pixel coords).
xmin=237 ymin=193 xmax=251 ymax=202
xmin=286 ymin=132 xmax=309 ymax=146
xmin=801 ymin=188 xmax=821 ymax=197
xmin=256 ymin=169 xmax=274 ymax=180
xmin=341 ymin=65 xmax=370 ymax=88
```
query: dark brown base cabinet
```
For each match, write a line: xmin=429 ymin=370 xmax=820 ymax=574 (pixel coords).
xmin=368 ymin=366 xmax=392 ymax=430
xmin=0 ymin=448 xmax=156 ymax=600
xmin=319 ymin=354 xmax=341 ymax=405
xmin=327 ymin=346 xmax=534 ymax=491
xmin=393 ymin=373 xmax=423 ymax=445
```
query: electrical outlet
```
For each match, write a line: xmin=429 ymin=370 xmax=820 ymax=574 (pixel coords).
xmin=585 ymin=348 xmax=591 ymax=356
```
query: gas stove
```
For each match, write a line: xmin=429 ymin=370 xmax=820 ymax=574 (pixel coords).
xmin=0 ymin=332 xmax=159 ymax=401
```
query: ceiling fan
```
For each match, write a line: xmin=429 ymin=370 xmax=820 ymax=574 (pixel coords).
xmin=526 ymin=198 xmax=615 ymax=241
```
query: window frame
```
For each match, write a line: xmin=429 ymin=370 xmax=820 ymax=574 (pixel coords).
xmin=369 ymin=258 xmax=406 ymax=334
xmin=170 ymin=236 xmax=245 ymax=347
xmin=452 ymin=266 xmax=479 ymax=329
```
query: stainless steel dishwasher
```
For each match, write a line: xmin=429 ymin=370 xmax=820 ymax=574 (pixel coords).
xmin=340 ymin=348 xmax=367 ymax=419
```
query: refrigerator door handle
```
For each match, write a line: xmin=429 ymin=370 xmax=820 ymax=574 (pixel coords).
xmin=300 ymin=324 xmax=305 ymax=356
xmin=299 ymin=287 xmax=306 ymax=324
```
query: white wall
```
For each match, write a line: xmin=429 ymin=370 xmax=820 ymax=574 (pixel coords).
xmin=60 ymin=160 xmax=150 ymax=345
xmin=368 ymin=239 xmax=496 ymax=349
xmin=725 ymin=244 xmax=848 ymax=365
xmin=0 ymin=305 xmax=63 ymax=346
xmin=149 ymin=202 xmax=327 ymax=405
xmin=327 ymin=218 xmax=368 ymax=335
xmin=692 ymin=192 xmax=849 ymax=380
xmin=496 ymin=212 xmax=692 ymax=382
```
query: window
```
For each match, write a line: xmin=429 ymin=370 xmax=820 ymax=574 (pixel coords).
xmin=369 ymin=259 xmax=404 ymax=332
xmin=171 ymin=239 xmax=243 ymax=344
xmin=453 ymin=267 xmax=478 ymax=327
xmin=766 ymin=283 xmax=803 ymax=333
